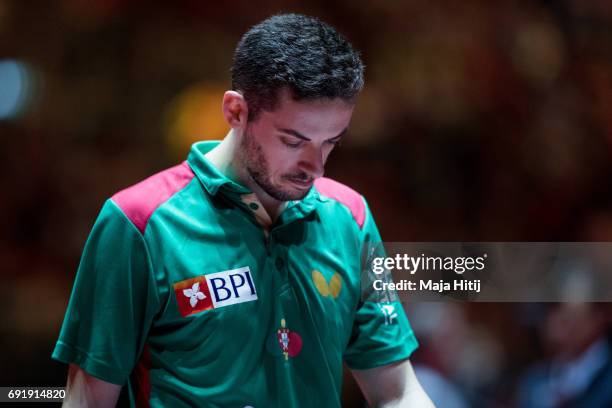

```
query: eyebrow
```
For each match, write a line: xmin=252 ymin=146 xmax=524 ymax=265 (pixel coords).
xmin=277 ymin=126 xmax=348 ymax=141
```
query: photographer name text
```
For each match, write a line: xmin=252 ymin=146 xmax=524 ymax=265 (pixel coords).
xmin=373 ymin=279 xmax=481 ymax=293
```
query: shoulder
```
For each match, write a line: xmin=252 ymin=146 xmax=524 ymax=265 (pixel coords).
xmin=111 ymin=161 xmax=195 ymax=234
xmin=314 ymin=177 xmax=366 ymax=229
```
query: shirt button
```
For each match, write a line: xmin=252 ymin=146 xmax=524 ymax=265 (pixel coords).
xmin=275 ymin=258 xmax=284 ymax=270
xmin=248 ymin=202 xmax=259 ymax=210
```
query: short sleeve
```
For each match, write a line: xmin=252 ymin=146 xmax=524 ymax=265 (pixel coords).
xmin=343 ymin=198 xmax=418 ymax=370
xmin=52 ymin=199 xmax=160 ymax=385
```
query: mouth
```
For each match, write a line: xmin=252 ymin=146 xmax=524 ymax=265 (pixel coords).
xmin=286 ymin=177 xmax=314 ymax=189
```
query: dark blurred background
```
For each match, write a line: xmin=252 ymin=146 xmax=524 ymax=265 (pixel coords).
xmin=1 ymin=0 xmax=611 ymax=407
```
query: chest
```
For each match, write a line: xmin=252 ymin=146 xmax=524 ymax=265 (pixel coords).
xmin=147 ymin=212 xmax=362 ymax=358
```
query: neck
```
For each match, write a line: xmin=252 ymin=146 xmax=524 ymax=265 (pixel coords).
xmin=205 ymin=130 xmax=285 ymax=221
xmin=204 ymin=130 xmax=240 ymax=180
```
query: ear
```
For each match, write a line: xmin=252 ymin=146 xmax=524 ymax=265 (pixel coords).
xmin=222 ymin=91 xmax=248 ymax=129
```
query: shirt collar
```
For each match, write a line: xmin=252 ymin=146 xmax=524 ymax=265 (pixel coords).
xmin=186 ymin=140 xmax=320 ymax=222
xmin=187 ymin=141 xmax=250 ymax=196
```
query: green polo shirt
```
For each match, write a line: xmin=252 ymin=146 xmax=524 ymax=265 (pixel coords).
xmin=52 ymin=141 xmax=418 ymax=407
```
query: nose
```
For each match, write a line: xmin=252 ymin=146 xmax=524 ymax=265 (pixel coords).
xmin=299 ymin=146 xmax=324 ymax=179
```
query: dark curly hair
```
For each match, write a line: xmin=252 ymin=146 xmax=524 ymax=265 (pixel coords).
xmin=231 ymin=14 xmax=364 ymax=121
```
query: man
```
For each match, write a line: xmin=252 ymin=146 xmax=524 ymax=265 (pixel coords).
xmin=518 ymin=303 xmax=612 ymax=407
xmin=53 ymin=14 xmax=433 ymax=407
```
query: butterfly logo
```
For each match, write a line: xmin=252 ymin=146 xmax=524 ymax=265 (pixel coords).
xmin=183 ymin=282 xmax=206 ymax=307
xmin=312 ymin=270 xmax=342 ymax=298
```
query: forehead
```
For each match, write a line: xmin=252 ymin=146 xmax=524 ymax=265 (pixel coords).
xmin=256 ymin=89 xmax=355 ymax=134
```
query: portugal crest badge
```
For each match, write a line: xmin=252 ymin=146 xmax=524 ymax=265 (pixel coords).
xmin=275 ymin=318 xmax=303 ymax=360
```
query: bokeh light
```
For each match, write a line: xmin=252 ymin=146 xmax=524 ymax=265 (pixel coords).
xmin=164 ymin=82 xmax=229 ymax=156
xmin=512 ymin=19 xmax=565 ymax=87
xmin=0 ymin=59 xmax=38 ymax=120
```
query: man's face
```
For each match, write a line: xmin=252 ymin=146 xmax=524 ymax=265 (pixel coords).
xmin=238 ymin=90 xmax=354 ymax=201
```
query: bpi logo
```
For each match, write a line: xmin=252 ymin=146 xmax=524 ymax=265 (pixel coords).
xmin=173 ymin=266 xmax=257 ymax=317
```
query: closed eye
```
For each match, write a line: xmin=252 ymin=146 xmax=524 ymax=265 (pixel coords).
xmin=280 ymin=136 xmax=304 ymax=148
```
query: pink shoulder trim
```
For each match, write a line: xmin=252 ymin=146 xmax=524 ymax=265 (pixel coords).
xmin=112 ymin=162 xmax=194 ymax=234
xmin=314 ymin=177 xmax=366 ymax=228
